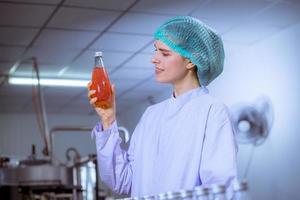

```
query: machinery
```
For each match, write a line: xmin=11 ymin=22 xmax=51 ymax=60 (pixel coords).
xmin=0 ymin=146 xmax=80 ymax=199
xmin=0 ymin=126 xmax=130 ymax=200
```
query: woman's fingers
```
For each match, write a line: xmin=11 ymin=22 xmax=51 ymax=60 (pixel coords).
xmin=95 ymin=107 xmax=106 ymax=115
xmin=111 ymin=84 xmax=116 ymax=104
xmin=88 ymin=90 xmax=96 ymax=98
xmin=89 ymin=97 xmax=97 ymax=105
xmin=87 ymin=81 xmax=92 ymax=89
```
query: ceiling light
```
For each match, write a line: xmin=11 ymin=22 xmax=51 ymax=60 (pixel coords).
xmin=8 ymin=77 xmax=89 ymax=87
xmin=57 ymin=66 xmax=69 ymax=76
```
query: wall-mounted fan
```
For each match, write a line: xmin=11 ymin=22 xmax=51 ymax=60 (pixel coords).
xmin=230 ymin=96 xmax=274 ymax=178
xmin=230 ymin=96 xmax=274 ymax=146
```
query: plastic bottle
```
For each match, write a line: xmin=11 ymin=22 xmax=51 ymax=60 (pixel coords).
xmin=232 ymin=181 xmax=252 ymax=200
xmin=210 ymin=184 xmax=227 ymax=200
xmin=167 ymin=191 xmax=181 ymax=200
xmin=142 ymin=194 xmax=156 ymax=200
xmin=90 ymin=51 xmax=112 ymax=109
xmin=179 ymin=189 xmax=193 ymax=200
xmin=157 ymin=192 xmax=168 ymax=200
xmin=193 ymin=186 xmax=209 ymax=200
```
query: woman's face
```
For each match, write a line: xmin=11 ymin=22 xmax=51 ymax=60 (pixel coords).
xmin=152 ymin=40 xmax=190 ymax=84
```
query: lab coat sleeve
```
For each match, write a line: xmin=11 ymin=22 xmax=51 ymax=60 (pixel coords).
xmin=92 ymin=118 xmax=142 ymax=195
xmin=199 ymin=102 xmax=238 ymax=197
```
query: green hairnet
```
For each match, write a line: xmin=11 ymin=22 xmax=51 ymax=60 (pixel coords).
xmin=154 ymin=16 xmax=224 ymax=86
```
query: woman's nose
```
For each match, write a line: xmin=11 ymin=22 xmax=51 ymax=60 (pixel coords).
xmin=151 ymin=53 xmax=159 ymax=64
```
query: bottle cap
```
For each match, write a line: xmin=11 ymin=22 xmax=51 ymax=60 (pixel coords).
xmin=142 ymin=195 xmax=155 ymax=200
xmin=211 ymin=184 xmax=226 ymax=194
xmin=166 ymin=191 xmax=181 ymax=199
xmin=194 ymin=186 xmax=209 ymax=196
xmin=95 ymin=51 xmax=103 ymax=57
xmin=233 ymin=180 xmax=248 ymax=192
xmin=157 ymin=192 xmax=168 ymax=200
xmin=179 ymin=189 xmax=193 ymax=198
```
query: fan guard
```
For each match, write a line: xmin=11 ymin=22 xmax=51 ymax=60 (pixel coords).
xmin=230 ymin=97 xmax=273 ymax=146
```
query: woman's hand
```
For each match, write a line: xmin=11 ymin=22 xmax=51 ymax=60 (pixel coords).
xmin=87 ymin=82 xmax=116 ymax=130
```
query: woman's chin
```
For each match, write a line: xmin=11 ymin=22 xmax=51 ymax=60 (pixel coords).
xmin=155 ymin=76 xmax=168 ymax=83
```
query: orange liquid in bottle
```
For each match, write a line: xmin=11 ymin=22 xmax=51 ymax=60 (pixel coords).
xmin=90 ymin=52 xmax=112 ymax=109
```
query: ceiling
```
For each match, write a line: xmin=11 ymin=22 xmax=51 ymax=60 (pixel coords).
xmin=0 ymin=0 xmax=299 ymax=116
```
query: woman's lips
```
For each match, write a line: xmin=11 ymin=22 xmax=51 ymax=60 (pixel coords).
xmin=155 ymin=67 xmax=164 ymax=74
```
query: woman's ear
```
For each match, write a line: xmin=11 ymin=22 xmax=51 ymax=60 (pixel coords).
xmin=183 ymin=58 xmax=195 ymax=70
xmin=186 ymin=61 xmax=195 ymax=70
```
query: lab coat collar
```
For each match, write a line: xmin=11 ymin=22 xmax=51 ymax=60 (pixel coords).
xmin=167 ymin=86 xmax=209 ymax=117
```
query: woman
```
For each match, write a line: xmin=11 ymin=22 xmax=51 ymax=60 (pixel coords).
xmin=88 ymin=16 xmax=237 ymax=198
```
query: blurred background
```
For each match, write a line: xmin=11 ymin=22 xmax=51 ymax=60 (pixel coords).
xmin=0 ymin=0 xmax=300 ymax=199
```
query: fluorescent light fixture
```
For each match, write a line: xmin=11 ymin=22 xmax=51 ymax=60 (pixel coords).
xmin=8 ymin=77 xmax=89 ymax=87
xmin=57 ymin=66 xmax=69 ymax=76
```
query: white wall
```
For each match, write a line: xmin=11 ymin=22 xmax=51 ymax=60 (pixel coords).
xmin=209 ymin=23 xmax=300 ymax=199
xmin=219 ymin=24 xmax=300 ymax=199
